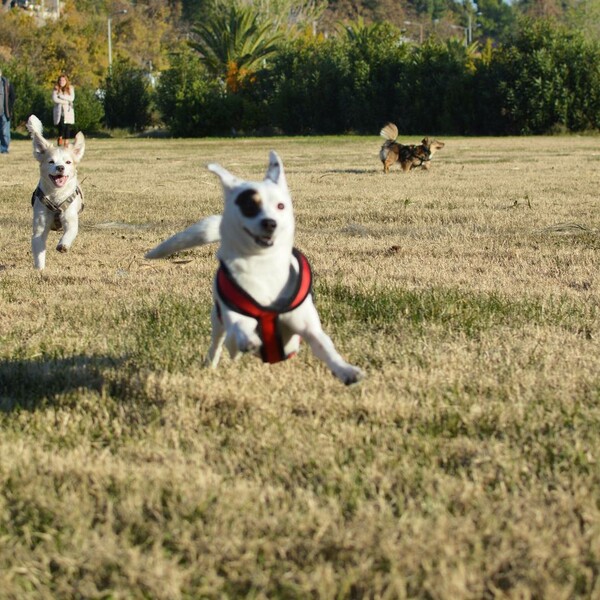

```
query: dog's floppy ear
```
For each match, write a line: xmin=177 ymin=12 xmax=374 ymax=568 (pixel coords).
xmin=264 ymin=150 xmax=288 ymax=191
xmin=71 ymin=131 xmax=85 ymax=163
xmin=207 ymin=163 xmax=243 ymax=190
xmin=26 ymin=114 xmax=51 ymax=161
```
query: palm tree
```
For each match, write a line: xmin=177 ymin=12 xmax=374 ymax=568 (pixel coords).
xmin=190 ymin=3 xmax=284 ymax=92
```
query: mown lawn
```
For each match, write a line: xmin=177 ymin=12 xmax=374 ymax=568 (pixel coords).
xmin=1 ymin=134 xmax=599 ymax=598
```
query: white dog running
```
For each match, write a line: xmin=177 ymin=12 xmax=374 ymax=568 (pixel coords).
xmin=26 ymin=115 xmax=85 ymax=270
xmin=146 ymin=151 xmax=364 ymax=385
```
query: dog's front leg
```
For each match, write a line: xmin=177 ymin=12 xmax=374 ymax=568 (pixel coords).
xmin=57 ymin=204 xmax=79 ymax=253
xmin=207 ymin=304 xmax=226 ymax=368
xmin=304 ymin=328 xmax=364 ymax=385
xmin=32 ymin=203 xmax=51 ymax=270
xmin=293 ymin=299 xmax=364 ymax=385
xmin=223 ymin=312 xmax=262 ymax=359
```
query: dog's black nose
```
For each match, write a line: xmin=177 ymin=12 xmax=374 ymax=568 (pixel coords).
xmin=261 ymin=218 xmax=277 ymax=233
xmin=56 ymin=165 xmax=64 ymax=173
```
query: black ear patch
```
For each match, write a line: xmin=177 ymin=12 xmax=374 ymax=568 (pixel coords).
xmin=236 ymin=189 xmax=262 ymax=218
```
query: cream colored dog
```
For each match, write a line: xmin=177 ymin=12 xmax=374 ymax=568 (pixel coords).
xmin=26 ymin=115 xmax=85 ymax=270
xmin=146 ymin=152 xmax=364 ymax=385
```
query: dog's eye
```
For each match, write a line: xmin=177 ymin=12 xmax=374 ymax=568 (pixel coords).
xmin=277 ymin=203 xmax=285 ymax=210
xmin=235 ymin=189 xmax=262 ymax=218
xmin=66 ymin=160 xmax=72 ymax=165
xmin=48 ymin=160 xmax=55 ymax=164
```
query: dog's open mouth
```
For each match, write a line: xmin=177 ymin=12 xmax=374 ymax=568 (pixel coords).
xmin=50 ymin=174 xmax=69 ymax=187
xmin=243 ymin=227 xmax=273 ymax=248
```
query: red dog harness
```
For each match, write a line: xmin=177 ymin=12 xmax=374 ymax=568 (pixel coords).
xmin=216 ymin=248 xmax=312 ymax=364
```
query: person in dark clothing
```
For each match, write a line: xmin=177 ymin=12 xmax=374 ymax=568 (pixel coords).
xmin=0 ymin=68 xmax=16 ymax=154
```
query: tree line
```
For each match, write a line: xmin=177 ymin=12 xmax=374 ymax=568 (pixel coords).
xmin=0 ymin=0 xmax=599 ymax=136
xmin=157 ymin=15 xmax=599 ymax=136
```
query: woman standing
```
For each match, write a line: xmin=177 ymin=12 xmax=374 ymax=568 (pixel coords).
xmin=52 ymin=74 xmax=75 ymax=146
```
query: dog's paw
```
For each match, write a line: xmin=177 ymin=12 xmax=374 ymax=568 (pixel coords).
xmin=239 ymin=332 xmax=262 ymax=354
xmin=56 ymin=244 xmax=68 ymax=253
xmin=226 ymin=328 xmax=262 ymax=358
xmin=335 ymin=365 xmax=365 ymax=386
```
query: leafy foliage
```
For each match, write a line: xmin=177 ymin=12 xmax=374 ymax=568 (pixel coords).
xmin=74 ymin=87 xmax=105 ymax=133
xmin=189 ymin=2 xmax=284 ymax=92
xmin=103 ymin=59 xmax=153 ymax=131
xmin=5 ymin=65 xmax=50 ymax=127
xmin=164 ymin=16 xmax=599 ymax=136
xmin=476 ymin=0 xmax=519 ymax=43
xmin=268 ymin=36 xmax=351 ymax=134
xmin=473 ymin=19 xmax=600 ymax=133
xmin=155 ymin=48 xmax=230 ymax=136
xmin=0 ymin=1 xmax=598 ymax=135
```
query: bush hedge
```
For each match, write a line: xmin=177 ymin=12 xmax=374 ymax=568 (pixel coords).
xmin=157 ymin=18 xmax=600 ymax=136
xmin=7 ymin=18 xmax=600 ymax=136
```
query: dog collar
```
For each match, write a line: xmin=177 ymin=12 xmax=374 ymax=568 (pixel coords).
xmin=216 ymin=248 xmax=312 ymax=364
xmin=31 ymin=185 xmax=84 ymax=214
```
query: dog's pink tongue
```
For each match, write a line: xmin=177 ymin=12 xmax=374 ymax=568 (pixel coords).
xmin=52 ymin=176 xmax=68 ymax=187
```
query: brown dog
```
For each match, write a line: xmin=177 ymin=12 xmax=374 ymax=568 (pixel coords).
xmin=379 ymin=123 xmax=444 ymax=173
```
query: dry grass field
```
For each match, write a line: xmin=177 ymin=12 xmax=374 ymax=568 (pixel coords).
xmin=0 ymin=133 xmax=599 ymax=599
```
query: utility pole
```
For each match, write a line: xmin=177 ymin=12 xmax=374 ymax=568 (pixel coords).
xmin=107 ymin=9 xmax=128 ymax=70
xmin=467 ymin=12 xmax=472 ymax=44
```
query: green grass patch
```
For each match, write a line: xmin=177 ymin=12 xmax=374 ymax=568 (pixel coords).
xmin=121 ymin=295 xmax=212 ymax=372
xmin=317 ymin=282 xmax=596 ymax=335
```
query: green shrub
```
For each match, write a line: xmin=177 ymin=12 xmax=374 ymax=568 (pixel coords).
xmin=269 ymin=37 xmax=351 ymax=134
xmin=153 ymin=18 xmax=600 ymax=136
xmin=103 ymin=58 xmax=153 ymax=132
xmin=3 ymin=62 xmax=49 ymax=128
xmin=156 ymin=47 xmax=274 ymax=136
xmin=473 ymin=19 xmax=600 ymax=134
xmin=74 ymin=87 xmax=104 ymax=133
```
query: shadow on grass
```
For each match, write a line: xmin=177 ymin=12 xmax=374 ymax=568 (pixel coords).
xmin=0 ymin=354 xmax=124 ymax=412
